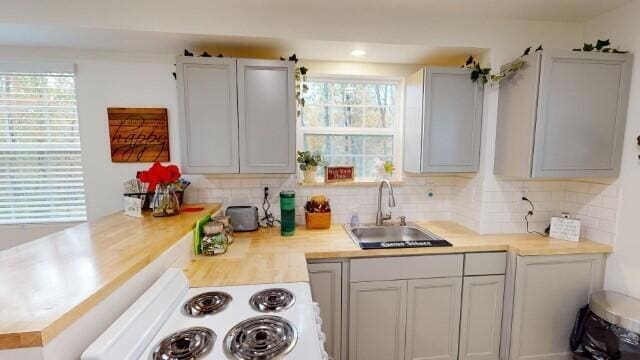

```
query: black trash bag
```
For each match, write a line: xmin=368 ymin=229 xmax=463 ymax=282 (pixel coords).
xmin=571 ymin=305 xmax=640 ymax=360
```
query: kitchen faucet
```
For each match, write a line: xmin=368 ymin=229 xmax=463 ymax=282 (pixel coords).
xmin=375 ymin=179 xmax=396 ymax=226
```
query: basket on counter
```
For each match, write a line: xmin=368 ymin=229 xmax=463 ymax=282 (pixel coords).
xmin=305 ymin=211 xmax=331 ymax=230
xmin=304 ymin=195 xmax=331 ymax=230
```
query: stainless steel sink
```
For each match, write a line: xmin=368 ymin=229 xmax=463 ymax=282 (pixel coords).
xmin=344 ymin=223 xmax=453 ymax=249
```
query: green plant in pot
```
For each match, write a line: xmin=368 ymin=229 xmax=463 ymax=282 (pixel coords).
xmin=297 ymin=150 xmax=327 ymax=183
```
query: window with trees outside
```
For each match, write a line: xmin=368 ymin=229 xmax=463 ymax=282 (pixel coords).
xmin=298 ymin=76 xmax=402 ymax=181
xmin=0 ymin=62 xmax=87 ymax=224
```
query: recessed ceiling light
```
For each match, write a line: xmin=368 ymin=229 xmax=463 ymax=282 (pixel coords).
xmin=351 ymin=49 xmax=366 ymax=57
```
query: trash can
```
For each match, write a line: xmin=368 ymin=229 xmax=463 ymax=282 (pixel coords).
xmin=571 ymin=291 xmax=640 ymax=359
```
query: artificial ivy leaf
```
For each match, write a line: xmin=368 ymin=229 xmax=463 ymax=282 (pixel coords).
xmin=612 ymin=49 xmax=629 ymax=54
xmin=583 ymin=43 xmax=594 ymax=51
xmin=523 ymin=46 xmax=531 ymax=56
xmin=595 ymin=39 xmax=611 ymax=50
xmin=280 ymin=57 xmax=286 ymax=61
xmin=216 ymin=54 xmax=224 ymax=58
xmin=470 ymin=70 xmax=479 ymax=81
xmin=302 ymin=84 xmax=309 ymax=91
xmin=299 ymin=66 xmax=308 ymax=75
xmin=482 ymin=68 xmax=491 ymax=74
xmin=535 ymin=45 xmax=543 ymax=52
xmin=602 ymin=48 xmax=612 ymax=53
xmin=465 ymin=56 xmax=474 ymax=65
xmin=172 ymin=72 xmax=176 ymax=79
xmin=200 ymin=51 xmax=212 ymax=57
xmin=300 ymin=98 xmax=305 ymax=106
xmin=183 ymin=49 xmax=194 ymax=56
xmin=288 ymin=54 xmax=299 ymax=63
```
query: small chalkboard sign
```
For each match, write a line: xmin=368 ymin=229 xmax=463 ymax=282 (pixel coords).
xmin=325 ymin=166 xmax=354 ymax=183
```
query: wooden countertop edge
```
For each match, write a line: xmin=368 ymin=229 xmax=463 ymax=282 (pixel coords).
xmin=0 ymin=205 xmax=221 ymax=350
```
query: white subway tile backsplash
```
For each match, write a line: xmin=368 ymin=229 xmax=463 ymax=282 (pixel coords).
xmin=189 ymin=174 xmax=620 ymax=242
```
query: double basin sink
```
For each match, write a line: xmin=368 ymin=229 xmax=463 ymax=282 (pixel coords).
xmin=343 ymin=223 xmax=453 ymax=250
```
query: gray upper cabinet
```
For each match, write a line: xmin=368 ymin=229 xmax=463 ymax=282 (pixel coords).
xmin=176 ymin=57 xmax=239 ymax=173
xmin=404 ymin=67 xmax=484 ymax=173
xmin=237 ymin=59 xmax=296 ymax=173
xmin=495 ymin=50 xmax=632 ymax=178
xmin=176 ymin=57 xmax=295 ymax=174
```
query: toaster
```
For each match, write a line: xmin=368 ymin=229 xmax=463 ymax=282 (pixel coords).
xmin=225 ymin=206 xmax=260 ymax=231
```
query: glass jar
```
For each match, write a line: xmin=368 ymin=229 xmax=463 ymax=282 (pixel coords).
xmin=212 ymin=215 xmax=234 ymax=244
xmin=201 ymin=221 xmax=228 ymax=256
xmin=152 ymin=184 xmax=181 ymax=217
xmin=280 ymin=191 xmax=296 ymax=236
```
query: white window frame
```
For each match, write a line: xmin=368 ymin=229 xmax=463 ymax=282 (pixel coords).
xmin=296 ymin=74 xmax=404 ymax=182
xmin=0 ymin=60 xmax=88 ymax=225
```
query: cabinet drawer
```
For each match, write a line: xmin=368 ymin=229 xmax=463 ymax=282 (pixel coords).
xmin=464 ymin=252 xmax=506 ymax=276
xmin=350 ymin=254 xmax=463 ymax=282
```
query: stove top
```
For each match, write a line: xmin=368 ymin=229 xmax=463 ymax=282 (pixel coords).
xmin=249 ymin=288 xmax=295 ymax=313
xmin=81 ymin=269 xmax=325 ymax=360
xmin=152 ymin=327 xmax=215 ymax=360
xmin=140 ymin=281 xmax=321 ymax=359
xmin=224 ymin=315 xmax=297 ymax=360
xmin=184 ymin=291 xmax=232 ymax=317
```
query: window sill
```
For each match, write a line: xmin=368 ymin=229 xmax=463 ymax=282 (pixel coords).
xmin=297 ymin=179 xmax=405 ymax=187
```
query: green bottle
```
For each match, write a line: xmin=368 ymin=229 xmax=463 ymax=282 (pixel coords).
xmin=280 ymin=191 xmax=296 ymax=236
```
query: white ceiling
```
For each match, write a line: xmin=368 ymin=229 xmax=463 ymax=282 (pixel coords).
xmin=265 ymin=0 xmax=630 ymax=22
xmin=0 ymin=24 xmax=484 ymax=65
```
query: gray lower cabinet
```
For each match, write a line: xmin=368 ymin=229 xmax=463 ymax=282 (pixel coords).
xmin=495 ymin=50 xmax=632 ymax=178
xmin=308 ymin=262 xmax=343 ymax=360
xmin=459 ymin=275 xmax=505 ymax=360
xmin=505 ymin=254 xmax=605 ymax=360
xmin=405 ymin=277 xmax=463 ymax=360
xmin=349 ymin=280 xmax=408 ymax=360
xmin=176 ymin=56 xmax=295 ymax=174
xmin=404 ymin=67 xmax=484 ymax=173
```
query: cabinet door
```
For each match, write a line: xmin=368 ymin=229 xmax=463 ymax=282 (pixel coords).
xmin=237 ymin=59 xmax=295 ymax=173
xmin=176 ymin=57 xmax=239 ymax=173
xmin=308 ymin=263 xmax=342 ymax=360
xmin=421 ymin=67 xmax=483 ymax=172
xmin=405 ymin=277 xmax=462 ymax=360
xmin=349 ymin=280 xmax=407 ymax=360
xmin=459 ymin=275 xmax=504 ymax=360
xmin=509 ymin=254 xmax=604 ymax=360
xmin=533 ymin=50 xmax=632 ymax=177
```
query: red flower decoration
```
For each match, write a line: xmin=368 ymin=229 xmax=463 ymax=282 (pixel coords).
xmin=136 ymin=162 xmax=181 ymax=192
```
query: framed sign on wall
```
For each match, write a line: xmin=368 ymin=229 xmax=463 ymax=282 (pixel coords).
xmin=325 ymin=166 xmax=355 ymax=183
xmin=107 ymin=107 xmax=170 ymax=162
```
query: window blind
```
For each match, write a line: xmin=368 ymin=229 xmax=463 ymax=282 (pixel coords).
xmin=0 ymin=68 xmax=87 ymax=224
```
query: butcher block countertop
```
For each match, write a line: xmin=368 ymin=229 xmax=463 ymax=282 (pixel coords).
xmin=0 ymin=204 xmax=221 ymax=350
xmin=185 ymin=221 xmax=612 ymax=287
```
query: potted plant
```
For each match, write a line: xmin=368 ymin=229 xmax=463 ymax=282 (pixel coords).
xmin=297 ymin=150 xmax=327 ymax=183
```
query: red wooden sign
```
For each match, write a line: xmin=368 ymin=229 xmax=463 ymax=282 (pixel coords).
xmin=325 ymin=166 xmax=355 ymax=183
xmin=107 ymin=108 xmax=170 ymax=162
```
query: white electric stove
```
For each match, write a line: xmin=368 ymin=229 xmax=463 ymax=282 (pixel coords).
xmin=81 ymin=268 xmax=327 ymax=360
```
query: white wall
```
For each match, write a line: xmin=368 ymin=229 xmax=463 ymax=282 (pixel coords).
xmin=581 ymin=0 xmax=640 ymax=298
xmin=0 ymin=48 xmax=181 ymax=247
xmin=0 ymin=14 xmax=587 ymax=248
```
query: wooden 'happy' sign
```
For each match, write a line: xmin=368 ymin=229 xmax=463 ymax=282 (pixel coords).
xmin=108 ymin=108 xmax=170 ymax=162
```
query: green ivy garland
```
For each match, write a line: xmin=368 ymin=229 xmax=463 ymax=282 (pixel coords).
xmin=462 ymin=45 xmax=541 ymax=85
